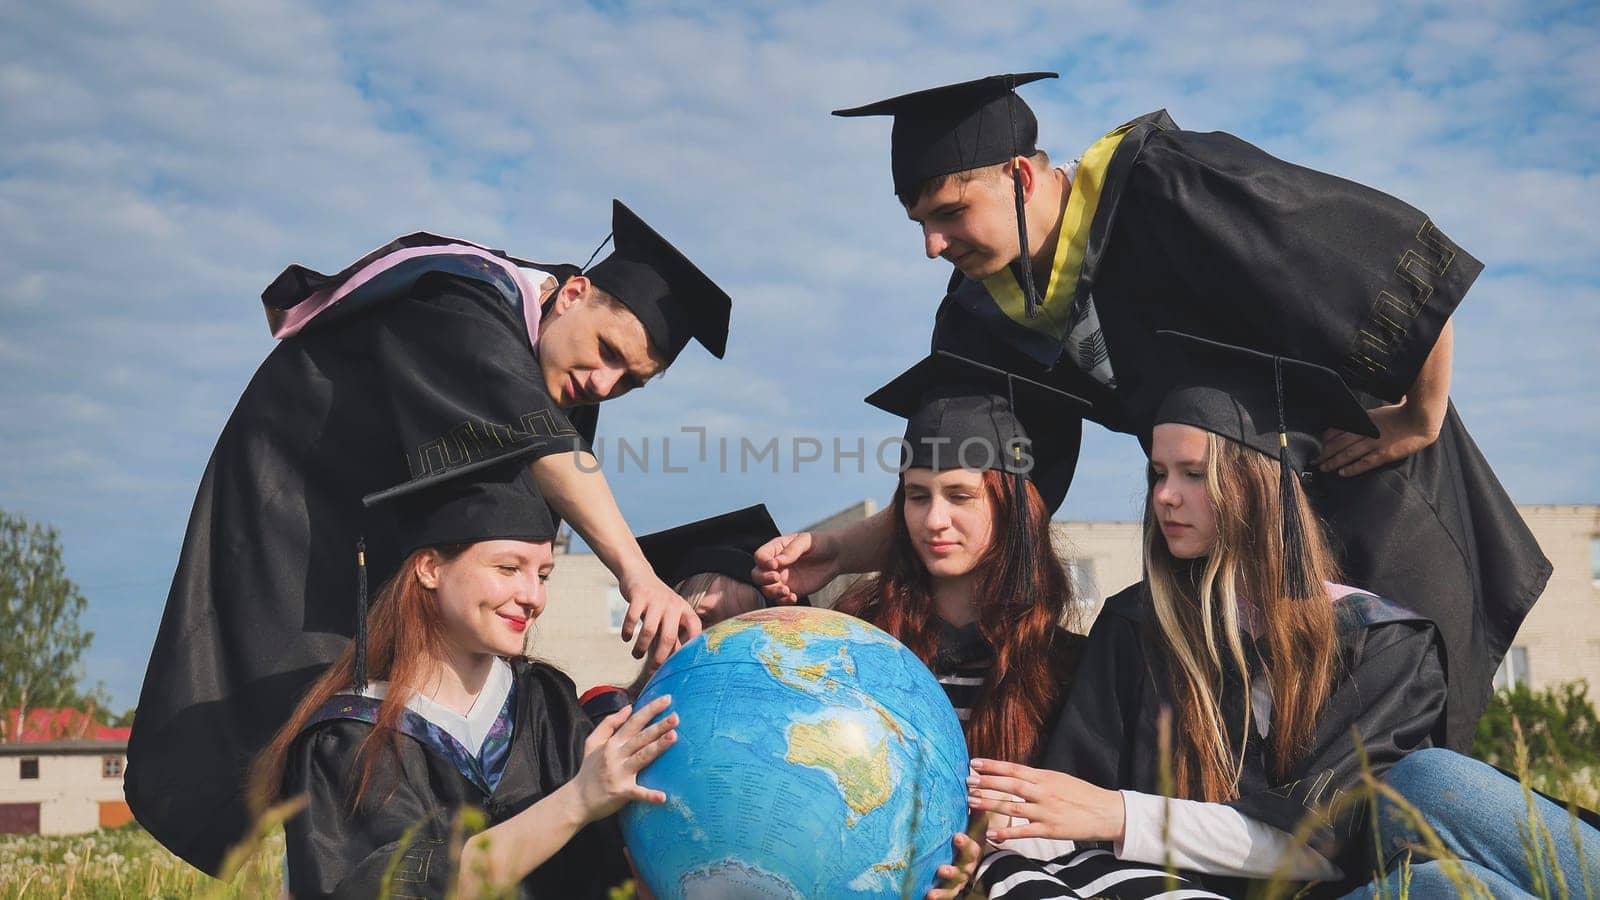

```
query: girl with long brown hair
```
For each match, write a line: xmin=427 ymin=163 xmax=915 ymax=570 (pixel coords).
xmin=250 ymin=462 xmax=677 ymax=898
xmin=968 ymin=335 xmax=1447 ymax=899
xmin=807 ymin=352 xmax=1098 ymax=899
xmin=836 ymin=352 xmax=1087 ymax=768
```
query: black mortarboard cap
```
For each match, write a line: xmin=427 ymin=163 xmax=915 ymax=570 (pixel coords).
xmin=833 ymin=72 xmax=1057 ymax=198
xmin=833 ymin=72 xmax=1057 ymax=316
xmin=350 ymin=460 xmax=555 ymax=690
xmin=585 ymin=200 xmax=731 ymax=364
xmin=868 ymin=350 xmax=1088 ymax=616
xmin=636 ymin=504 xmax=780 ymax=590
xmin=1150 ymin=331 xmax=1378 ymax=600
xmin=865 ymin=351 xmax=1090 ymax=515
xmin=1150 ymin=332 xmax=1377 ymax=473
xmin=365 ymin=459 xmax=557 ymax=554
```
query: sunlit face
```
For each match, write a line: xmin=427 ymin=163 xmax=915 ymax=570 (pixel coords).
xmin=1149 ymin=423 xmax=1221 ymax=560
xmin=679 ymin=573 xmax=764 ymax=628
xmin=536 ymin=277 xmax=664 ymax=407
xmin=904 ymin=168 xmax=1020 ymax=281
xmin=417 ymin=540 xmax=554 ymax=658
xmin=902 ymin=467 xmax=994 ymax=580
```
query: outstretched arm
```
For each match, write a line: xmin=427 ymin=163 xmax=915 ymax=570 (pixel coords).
xmin=966 ymin=759 xmax=1339 ymax=881
xmin=752 ymin=506 xmax=896 ymax=604
xmin=529 ymin=453 xmax=700 ymax=663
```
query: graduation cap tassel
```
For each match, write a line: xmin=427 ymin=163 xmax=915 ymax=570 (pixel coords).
xmin=353 ymin=538 xmax=369 ymax=694
xmin=1007 ymin=464 xmax=1036 ymax=616
xmin=1012 ymin=159 xmax=1040 ymax=320
xmin=580 ymin=231 xmax=614 ymax=273
xmin=1272 ymin=360 xmax=1313 ymax=601
xmin=1004 ymin=86 xmax=1041 ymax=320
xmin=1005 ymin=375 xmax=1036 ymax=614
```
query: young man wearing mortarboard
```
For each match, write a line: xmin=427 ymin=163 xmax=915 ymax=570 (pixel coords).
xmin=757 ymin=74 xmax=1549 ymax=756
xmin=127 ymin=200 xmax=729 ymax=876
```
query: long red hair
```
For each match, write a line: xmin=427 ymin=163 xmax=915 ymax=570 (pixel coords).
xmin=249 ymin=546 xmax=465 ymax=814
xmin=837 ymin=470 xmax=1077 ymax=764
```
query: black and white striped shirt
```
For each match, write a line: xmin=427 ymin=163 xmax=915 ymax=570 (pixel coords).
xmin=931 ymin=619 xmax=993 ymax=724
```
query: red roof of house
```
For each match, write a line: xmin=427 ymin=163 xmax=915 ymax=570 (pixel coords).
xmin=4 ymin=707 xmax=129 ymax=743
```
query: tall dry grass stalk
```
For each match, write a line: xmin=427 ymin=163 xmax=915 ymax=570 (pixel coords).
xmin=3 ymin=725 xmax=1595 ymax=900
xmin=1257 ymin=728 xmax=1492 ymax=900
xmin=1512 ymin=716 xmax=1571 ymax=900
xmin=1156 ymin=705 xmax=1180 ymax=894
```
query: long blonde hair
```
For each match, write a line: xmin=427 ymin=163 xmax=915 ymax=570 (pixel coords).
xmin=1143 ymin=432 xmax=1341 ymax=801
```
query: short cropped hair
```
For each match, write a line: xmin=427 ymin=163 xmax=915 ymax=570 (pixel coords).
xmin=896 ymin=149 xmax=1051 ymax=209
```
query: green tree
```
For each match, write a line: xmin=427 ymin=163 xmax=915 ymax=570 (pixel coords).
xmin=1474 ymin=680 xmax=1600 ymax=779
xmin=0 ymin=509 xmax=97 ymax=741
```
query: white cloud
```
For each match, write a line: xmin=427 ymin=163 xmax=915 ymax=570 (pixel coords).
xmin=0 ymin=0 xmax=1593 ymax=708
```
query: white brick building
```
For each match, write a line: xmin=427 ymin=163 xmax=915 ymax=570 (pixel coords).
xmin=531 ymin=503 xmax=1600 ymax=701
xmin=1497 ymin=505 xmax=1600 ymax=693
xmin=0 ymin=740 xmax=131 ymax=835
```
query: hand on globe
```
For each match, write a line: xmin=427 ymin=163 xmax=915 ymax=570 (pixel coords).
xmin=926 ymin=829 xmax=983 ymax=900
xmin=571 ymin=695 xmax=678 ymax=819
xmin=966 ymin=758 xmax=1127 ymax=843
xmin=751 ymin=531 xmax=840 ymax=604
xmin=619 ymin=607 xmax=971 ymax=898
xmin=618 ymin=570 xmax=702 ymax=664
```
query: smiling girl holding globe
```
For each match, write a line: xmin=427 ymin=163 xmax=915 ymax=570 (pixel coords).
xmin=249 ymin=462 xmax=677 ymax=898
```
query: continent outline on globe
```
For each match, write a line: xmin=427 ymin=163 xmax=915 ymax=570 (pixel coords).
xmin=621 ymin=607 xmax=970 ymax=900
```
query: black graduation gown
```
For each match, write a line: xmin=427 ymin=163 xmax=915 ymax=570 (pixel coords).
xmin=127 ymin=268 xmax=590 ymax=874
xmin=1038 ymin=584 xmax=1446 ymax=896
xmin=931 ymin=111 xmax=1548 ymax=750
xmin=928 ymin=620 xmax=1084 ymax=753
xmin=283 ymin=661 xmax=626 ymax=899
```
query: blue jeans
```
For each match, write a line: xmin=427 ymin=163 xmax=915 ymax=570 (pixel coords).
xmin=1342 ymin=748 xmax=1599 ymax=899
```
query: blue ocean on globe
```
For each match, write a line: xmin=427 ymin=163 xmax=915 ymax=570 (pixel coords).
xmin=620 ymin=606 xmax=970 ymax=899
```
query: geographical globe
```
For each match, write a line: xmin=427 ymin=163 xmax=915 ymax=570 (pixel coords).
xmin=621 ymin=606 xmax=969 ymax=899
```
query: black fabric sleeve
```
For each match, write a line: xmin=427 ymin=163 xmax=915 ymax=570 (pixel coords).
xmin=1036 ymin=589 xmax=1148 ymax=785
xmin=1224 ymin=620 xmax=1446 ymax=864
xmin=283 ymin=725 xmax=460 ymax=900
xmin=1123 ymin=131 xmax=1480 ymax=402
xmin=370 ymin=273 xmax=588 ymax=488
xmin=519 ymin=663 xmax=631 ymax=898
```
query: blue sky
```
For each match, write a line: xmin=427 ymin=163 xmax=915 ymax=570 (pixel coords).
xmin=1 ymin=0 xmax=1596 ymax=711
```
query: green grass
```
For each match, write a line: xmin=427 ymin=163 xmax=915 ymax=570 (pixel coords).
xmin=1 ymin=713 xmax=1593 ymax=899
xmin=1257 ymin=716 xmax=1598 ymax=900
xmin=0 ymin=825 xmax=283 ymax=899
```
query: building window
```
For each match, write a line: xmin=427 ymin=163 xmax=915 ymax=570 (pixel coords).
xmin=606 ymin=586 xmax=629 ymax=633
xmin=1590 ymin=535 xmax=1600 ymax=587
xmin=1493 ymin=646 xmax=1532 ymax=692
xmin=19 ymin=758 xmax=39 ymax=780
xmin=102 ymin=756 xmax=124 ymax=779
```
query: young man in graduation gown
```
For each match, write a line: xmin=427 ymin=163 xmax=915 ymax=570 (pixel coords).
xmin=127 ymin=200 xmax=729 ymax=875
xmin=760 ymin=74 xmax=1548 ymax=753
